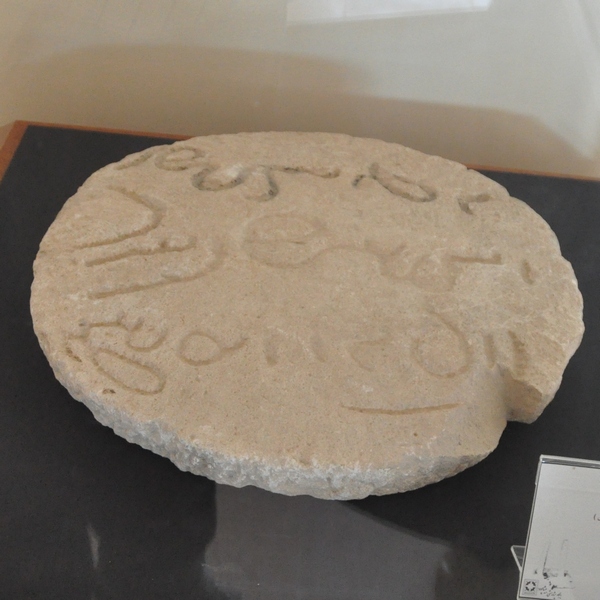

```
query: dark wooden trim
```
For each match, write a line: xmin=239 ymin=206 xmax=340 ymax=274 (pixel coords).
xmin=1 ymin=121 xmax=598 ymax=183
xmin=0 ymin=120 xmax=190 ymax=184
xmin=467 ymin=162 xmax=600 ymax=182
xmin=0 ymin=121 xmax=29 ymax=182
xmin=17 ymin=120 xmax=190 ymax=141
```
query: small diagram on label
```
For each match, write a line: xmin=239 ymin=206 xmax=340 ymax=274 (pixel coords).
xmin=524 ymin=580 xmax=538 ymax=593
xmin=522 ymin=539 xmax=575 ymax=599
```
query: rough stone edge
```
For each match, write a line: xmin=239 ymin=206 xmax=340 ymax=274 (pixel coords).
xmin=39 ymin=344 xmax=490 ymax=500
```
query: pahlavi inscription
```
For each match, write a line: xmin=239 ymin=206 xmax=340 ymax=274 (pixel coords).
xmin=31 ymin=132 xmax=584 ymax=499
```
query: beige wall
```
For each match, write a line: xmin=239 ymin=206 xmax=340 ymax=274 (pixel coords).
xmin=2 ymin=0 xmax=599 ymax=177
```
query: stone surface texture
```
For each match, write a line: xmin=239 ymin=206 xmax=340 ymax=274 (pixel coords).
xmin=31 ymin=132 xmax=584 ymax=499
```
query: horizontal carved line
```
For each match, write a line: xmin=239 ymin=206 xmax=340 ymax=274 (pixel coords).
xmin=342 ymin=403 xmax=459 ymax=416
xmin=85 ymin=237 xmax=197 ymax=266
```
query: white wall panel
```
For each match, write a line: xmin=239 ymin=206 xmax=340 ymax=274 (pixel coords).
xmin=1 ymin=0 xmax=598 ymax=176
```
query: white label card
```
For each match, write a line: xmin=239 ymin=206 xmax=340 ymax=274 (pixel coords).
xmin=518 ymin=455 xmax=600 ymax=600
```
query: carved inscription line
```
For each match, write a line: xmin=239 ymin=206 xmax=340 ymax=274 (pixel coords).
xmin=247 ymin=235 xmax=502 ymax=285
xmin=155 ymin=147 xmax=206 ymax=171
xmin=84 ymin=236 xmax=197 ymax=266
xmin=92 ymin=347 xmax=166 ymax=395
xmin=458 ymin=193 xmax=491 ymax=215
xmin=483 ymin=333 xmax=497 ymax=369
xmin=246 ymin=242 xmax=362 ymax=269
xmin=69 ymin=318 xmax=253 ymax=395
xmin=64 ymin=343 xmax=83 ymax=363
xmin=411 ymin=311 xmax=473 ymax=378
xmin=88 ymin=266 xmax=214 ymax=299
xmin=66 ymin=337 xmax=166 ymax=396
xmin=67 ymin=317 xmax=168 ymax=395
xmin=75 ymin=317 xmax=167 ymax=352
xmin=116 ymin=146 xmax=498 ymax=217
xmin=369 ymin=244 xmax=504 ymax=292
xmin=264 ymin=331 xmax=281 ymax=366
xmin=262 ymin=328 xmax=330 ymax=366
xmin=368 ymin=163 xmax=437 ymax=202
xmin=310 ymin=330 xmax=328 ymax=363
xmin=508 ymin=330 xmax=528 ymax=379
xmin=263 ymin=242 xmax=503 ymax=290
xmin=194 ymin=159 xmax=442 ymax=204
xmin=114 ymin=147 xmax=157 ymax=170
xmin=115 ymin=145 xmax=207 ymax=171
xmin=343 ymin=403 xmax=459 ymax=416
xmin=450 ymin=253 xmax=502 ymax=265
xmin=348 ymin=337 xmax=394 ymax=372
xmin=86 ymin=240 xmax=225 ymax=299
xmin=193 ymin=160 xmax=498 ymax=217
xmin=483 ymin=329 xmax=528 ymax=378
xmin=273 ymin=165 xmax=340 ymax=178
xmin=192 ymin=163 xmax=341 ymax=201
xmin=68 ymin=310 xmax=476 ymax=403
xmin=178 ymin=332 xmax=247 ymax=366
xmin=75 ymin=185 xmax=225 ymax=299
xmin=244 ymin=214 xmax=504 ymax=293
xmin=260 ymin=311 xmax=472 ymax=381
xmin=521 ymin=259 xmax=535 ymax=284
xmin=76 ymin=187 xmax=166 ymax=249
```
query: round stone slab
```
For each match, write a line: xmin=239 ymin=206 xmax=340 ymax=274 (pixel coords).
xmin=31 ymin=132 xmax=584 ymax=499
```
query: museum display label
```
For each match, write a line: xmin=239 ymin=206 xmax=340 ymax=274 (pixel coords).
xmin=518 ymin=455 xmax=600 ymax=600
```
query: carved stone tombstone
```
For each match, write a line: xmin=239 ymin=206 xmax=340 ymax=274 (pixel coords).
xmin=31 ymin=133 xmax=584 ymax=499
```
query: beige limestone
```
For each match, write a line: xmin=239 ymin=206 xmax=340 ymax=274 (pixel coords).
xmin=31 ymin=132 xmax=584 ymax=499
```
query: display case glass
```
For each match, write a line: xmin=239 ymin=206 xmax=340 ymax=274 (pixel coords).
xmin=1 ymin=123 xmax=599 ymax=598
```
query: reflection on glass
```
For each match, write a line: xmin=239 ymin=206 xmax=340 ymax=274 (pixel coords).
xmin=202 ymin=484 xmax=523 ymax=599
xmin=287 ymin=0 xmax=492 ymax=23
xmin=86 ymin=523 xmax=101 ymax=571
xmin=204 ymin=486 xmax=447 ymax=598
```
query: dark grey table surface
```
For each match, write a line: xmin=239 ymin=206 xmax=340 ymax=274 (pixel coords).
xmin=1 ymin=125 xmax=598 ymax=599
